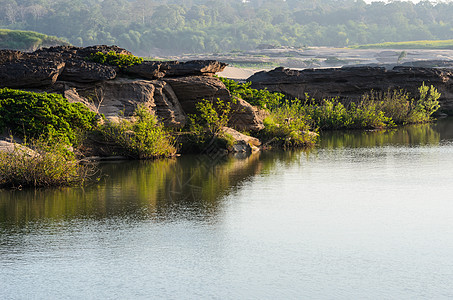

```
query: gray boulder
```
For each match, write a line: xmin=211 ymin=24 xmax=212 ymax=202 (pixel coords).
xmin=59 ymin=59 xmax=117 ymax=83
xmin=161 ymin=60 xmax=227 ymax=77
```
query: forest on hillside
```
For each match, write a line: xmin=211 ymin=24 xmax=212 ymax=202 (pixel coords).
xmin=1 ymin=0 xmax=453 ymax=55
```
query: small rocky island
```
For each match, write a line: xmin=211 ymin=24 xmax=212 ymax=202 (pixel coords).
xmin=248 ymin=65 xmax=453 ymax=115
xmin=0 ymin=45 xmax=448 ymax=188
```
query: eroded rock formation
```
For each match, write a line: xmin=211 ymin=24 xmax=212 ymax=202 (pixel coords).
xmin=248 ymin=66 xmax=453 ymax=114
xmin=0 ymin=45 xmax=265 ymax=132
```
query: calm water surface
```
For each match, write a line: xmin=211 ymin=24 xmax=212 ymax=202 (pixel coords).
xmin=2 ymin=120 xmax=453 ymax=299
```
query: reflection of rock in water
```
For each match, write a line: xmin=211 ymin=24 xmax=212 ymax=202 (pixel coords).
xmin=433 ymin=117 xmax=453 ymax=141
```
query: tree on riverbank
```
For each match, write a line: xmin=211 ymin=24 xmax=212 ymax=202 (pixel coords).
xmin=2 ymin=0 xmax=453 ymax=54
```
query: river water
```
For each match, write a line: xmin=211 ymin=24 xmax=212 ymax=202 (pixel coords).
xmin=1 ymin=120 xmax=453 ymax=299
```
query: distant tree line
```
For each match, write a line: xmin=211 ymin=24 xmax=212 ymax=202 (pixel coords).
xmin=1 ymin=0 xmax=453 ymax=55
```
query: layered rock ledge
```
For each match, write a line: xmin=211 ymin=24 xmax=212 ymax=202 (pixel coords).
xmin=248 ymin=66 xmax=453 ymax=114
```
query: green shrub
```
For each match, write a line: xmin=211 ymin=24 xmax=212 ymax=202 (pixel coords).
xmin=259 ymin=99 xmax=318 ymax=148
xmin=0 ymin=138 xmax=93 ymax=188
xmin=0 ymin=88 xmax=98 ymax=145
xmin=98 ymin=105 xmax=175 ymax=159
xmin=301 ymin=97 xmax=392 ymax=130
xmin=218 ymin=77 xmax=284 ymax=110
xmin=362 ymin=83 xmax=440 ymax=125
xmin=363 ymin=89 xmax=412 ymax=124
xmin=183 ymin=98 xmax=235 ymax=152
xmin=218 ymin=77 xmax=440 ymax=148
xmin=191 ymin=98 xmax=232 ymax=137
xmin=414 ymin=83 xmax=441 ymax=121
xmin=88 ymin=51 xmax=143 ymax=68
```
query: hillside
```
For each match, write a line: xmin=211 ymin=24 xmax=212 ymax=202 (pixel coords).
xmin=0 ymin=29 xmax=69 ymax=51
xmin=3 ymin=0 xmax=453 ymax=55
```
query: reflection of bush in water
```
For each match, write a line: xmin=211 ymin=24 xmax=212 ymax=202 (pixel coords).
xmin=0 ymin=154 xmax=267 ymax=225
xmin=319 ymin=123 xmax=441 ymax=149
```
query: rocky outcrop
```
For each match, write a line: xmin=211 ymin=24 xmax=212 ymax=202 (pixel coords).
xmin=0 ymin=57 xmax=65 ymax=88
xmin=151 ymin=80 xmax=187 ymax=127
xmin=59 ymin=59 xmax=117 ymax=83
xmin=161 ymin=60 xmax=227 ymax=77
xmin=164 ymin=76 xmax=231 ymax=114
xmin=33 ymin=45 xmax=132 ymax=58
xmin=165 ymin=76 xmax=264 ymax=131
xmin=1 ymin=45 xmax=264 ymax=134
xmin=124 ymin=60 xmax=227 ymax=79
xmin=123 ymin=61 xmax=164 ymax=79
xmin=229 ymin=97 xmax=266 ymax=131
xmin=248 ymin=66 xmax=453 ymax=114
xmin=222 ymin=127 xmax=261 ymax=153
xmin=57 ymin=78 xmax=187 ymax=128
xmin=98 ymin=78 xmax=186 ymax=127
xmin=0 ymin=50 xmax=23 ymax=64
xmin=0 ymin=139 xmax=38 ymax=157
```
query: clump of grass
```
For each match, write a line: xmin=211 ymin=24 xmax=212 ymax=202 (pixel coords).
xmin=0 ymin=138 xmax=92 ymax=189
xmin=363 ymin=83 xmax=440 ymax=125
xmin=98 ymin=105 xmax=175 ymax=159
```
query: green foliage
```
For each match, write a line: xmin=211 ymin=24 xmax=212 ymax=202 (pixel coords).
xmin=416 ymin=83 xmax=441 ymax=121
xmin=300 ymin=97 xmax=392 ymax=130
xmin=260 ymin=99 xmax=318 ymax=148
xmin=364 ymin=90 xmax=412 ymax=124
xmin=191 ymin=98 xmax=232 ymax=137
xmin=0 ymin=88 xmax=97 ymax=145
xmin=0 ymin=29 xmax=69 ymax=51
xmin=218 ymin=77 xmax=284 ymax=110
xmin=98 ymin=105 xmax=175 ymax=159
xmin=224 ymin=77 xmax=441 ymax=148
xmin=362 ymin=84 xmax=440 ymax=125
xmin=219 ymin=76 xmax=440 ymax=147
xmin=0 ymin=138 xmax=92 ymax=188
xmin=88 ymin=51 xmax=143 ymax=68
xmin=183 ymin=98 xmax=234 ymax=153
xmin=7 ymin=1 xmax=453 ymax=53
